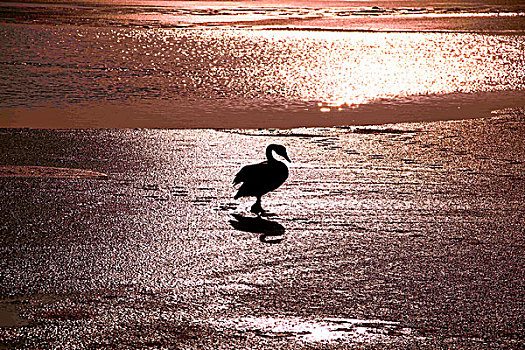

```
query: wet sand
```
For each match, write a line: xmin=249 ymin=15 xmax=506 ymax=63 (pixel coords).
xmin=0 ymin=165 xmax=108 ymax=178
xmin=1 ymin=90 xmax=524 ymax=129
xmin=0 ymin=111 xmax=523 ymax=348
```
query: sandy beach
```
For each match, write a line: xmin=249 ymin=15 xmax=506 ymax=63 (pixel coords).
xmin=1 ymin=111 xmax=524 ymax=348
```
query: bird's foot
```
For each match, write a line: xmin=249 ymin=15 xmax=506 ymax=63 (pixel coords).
xmin=250 ymin=202 xmax=265 ymax=216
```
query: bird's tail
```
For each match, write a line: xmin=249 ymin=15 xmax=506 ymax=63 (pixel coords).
xmin=234 ymin=186 xmax=244 ymax=199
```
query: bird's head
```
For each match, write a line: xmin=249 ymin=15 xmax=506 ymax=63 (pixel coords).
xmin=267 ymin=144 xmax=291 ymax=162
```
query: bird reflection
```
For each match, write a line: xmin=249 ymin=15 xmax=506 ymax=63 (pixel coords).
xmin=229 ymin=214 xmax=285 ymax=244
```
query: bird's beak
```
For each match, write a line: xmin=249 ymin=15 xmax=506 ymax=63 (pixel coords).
xmin=283 ymin=152 xmax=291 ymax=163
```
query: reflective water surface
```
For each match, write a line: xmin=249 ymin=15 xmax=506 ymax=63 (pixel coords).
xmin=217 ymin=316 xmax=414 ymax=343
xmin=1 ymin=23 xmax=524 ymax=127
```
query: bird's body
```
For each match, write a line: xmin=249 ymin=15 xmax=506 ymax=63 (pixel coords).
xmin=233 ymin=160 xmax=288 ymax=199
xmin=233 ymin=144 xmax=290 ymax=214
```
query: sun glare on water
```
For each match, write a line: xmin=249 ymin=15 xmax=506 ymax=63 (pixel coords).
xmin=0 ymin=24 xmax=523 ymax=122
xmin=242 ymin=30 xmax=524 ymax=110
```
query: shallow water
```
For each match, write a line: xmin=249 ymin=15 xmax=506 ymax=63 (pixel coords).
xmin=1 ymin=0 xmax=525 ymax=128
xmin=1 ymin=22 xmax=524 ymax=127
xmin=0 ymin=112 xmax=523 ymax=348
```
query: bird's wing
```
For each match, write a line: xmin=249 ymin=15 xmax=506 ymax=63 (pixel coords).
xmin=233 ymin=162 xmax=267 ymax=185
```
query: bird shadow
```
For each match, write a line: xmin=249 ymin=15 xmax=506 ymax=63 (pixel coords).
xmin=229 ymin=214 xmax=285 ymax=244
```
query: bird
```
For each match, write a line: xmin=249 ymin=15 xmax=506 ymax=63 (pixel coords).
xmin=233 ymin=144 xmax=291 ymax=215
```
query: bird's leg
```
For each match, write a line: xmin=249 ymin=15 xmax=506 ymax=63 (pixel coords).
xmin=250 ymin=197 xmax=264 ymax=215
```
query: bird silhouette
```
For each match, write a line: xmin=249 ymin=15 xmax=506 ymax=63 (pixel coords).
xmin=233 ymin=144 xmax=290 ymax=215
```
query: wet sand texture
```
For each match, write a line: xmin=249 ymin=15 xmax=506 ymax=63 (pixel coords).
xmin=0 ymin=113 xmax=524 ymax=348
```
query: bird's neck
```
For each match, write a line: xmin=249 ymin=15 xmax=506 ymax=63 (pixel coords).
xmin=266 ymin=147 xmax=276 ymax=162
